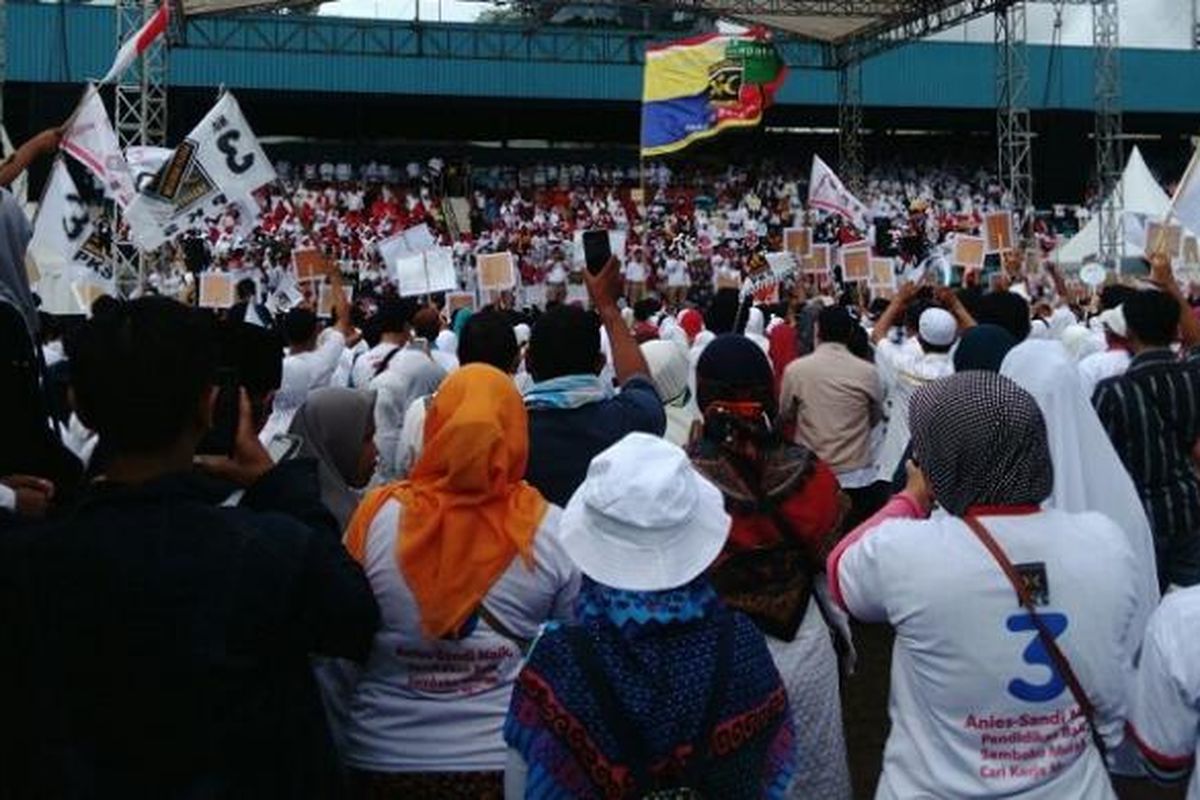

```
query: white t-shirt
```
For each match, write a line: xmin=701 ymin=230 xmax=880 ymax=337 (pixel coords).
xmin=873 ymin=337 xmax=954 ymax=482
xmin=666 ymin=258 xmax=690 ymax=288
xmin=836 ymin=509 xmax=1140 ymax=799
xmin=341 ymin=501 xmax=580 ymax=772
xmin=349 ymin=342 xmax=401 ymax=390
xmin=261 ymin=329 xmax=346 ymax=440
xmin=369 ymin=347 xmax=447 ymax=481
xmin=1128 ymin=585 xmax=1200 ymax=795
xmin=624 ymin=259 xmax=647 ymax=283
xmin=1077 ymin=349 xmax=1131 ymax=400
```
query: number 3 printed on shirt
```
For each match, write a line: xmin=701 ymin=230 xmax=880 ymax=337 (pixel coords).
xmin=1006 ymin=612 xmax=1068 ymax=703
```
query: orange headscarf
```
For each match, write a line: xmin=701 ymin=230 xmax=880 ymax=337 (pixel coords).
xmin=344 ymin=364 xmax=546 ymax=639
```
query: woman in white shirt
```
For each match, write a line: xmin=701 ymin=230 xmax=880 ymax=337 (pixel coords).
xmin=339 ymin=364 xmax=580 ymax=797
xmin=828 ymin=371 xmax=1141 ymax=800
xmin=1000 ymin=340 xmax=1158 ymax=637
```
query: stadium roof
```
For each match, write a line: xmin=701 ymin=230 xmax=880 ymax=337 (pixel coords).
xmin=476 ymin=1 xmax=1007 ymax=62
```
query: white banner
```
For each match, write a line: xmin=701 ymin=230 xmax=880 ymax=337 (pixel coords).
xmin=125 ymin=91 xmax=276 ymax=250
xmin=808 ymin=154 xmax=869 ymax=230
xmin=394 ymin=247 xmax=458 ymax=298
xmin=61 ymin=84 xmax=137 ymax=209
xmin=28 ymin=159 xmax=113 ymax=314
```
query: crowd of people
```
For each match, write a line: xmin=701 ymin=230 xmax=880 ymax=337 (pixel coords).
xmin=8 ymin=137 xmax=1200 ymax=799
xmin=165 ymin=156 xmax=1087 ymax=316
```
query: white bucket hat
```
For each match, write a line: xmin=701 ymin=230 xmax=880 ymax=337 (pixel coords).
xmin=560 ymin=432 xmax=730 ymax=592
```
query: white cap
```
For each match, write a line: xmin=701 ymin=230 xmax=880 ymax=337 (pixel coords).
xmin=560 ymin=433 xmax=730 ymax=591
xmin=1098 ymin=306 xmax=1127 ymax=339
xmin=919 ymin=307 xmax=958 ymax=347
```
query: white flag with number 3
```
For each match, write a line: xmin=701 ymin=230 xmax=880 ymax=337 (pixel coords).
xmin=125 ymin=91 xmax=276 ymax=250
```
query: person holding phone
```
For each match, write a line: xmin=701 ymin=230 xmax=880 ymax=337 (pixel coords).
xmin=2 ymin=297 xmax=379 ymax=798
xmin=523 ymin=256 xmax=666 ymax=507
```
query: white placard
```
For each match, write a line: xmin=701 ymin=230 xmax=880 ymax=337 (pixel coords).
xmin=395 ymin=252 xmax=430 ymax=298
xmin=424 ymin=247 xmax=459 ymax=295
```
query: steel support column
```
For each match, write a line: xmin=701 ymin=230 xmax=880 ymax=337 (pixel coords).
xmin=1092 ymin=0 xmax=1122 ymax=269
xmin=113 ymin=0 xmax=168 ymax=296
xmin=0 ymin=0 xmax=6 ymax=136
xmin=995 ymin=1 xmax=1033 ymax=226
xmin=837 ymin=58 xmax=864 ymax=195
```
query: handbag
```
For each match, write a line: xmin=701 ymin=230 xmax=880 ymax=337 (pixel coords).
xmin=962 ymin=515 xmax=1109 ymax=762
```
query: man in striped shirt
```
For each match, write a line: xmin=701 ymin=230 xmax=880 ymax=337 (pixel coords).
xmin=1094 ymin=259 xmax=1200 ymax=590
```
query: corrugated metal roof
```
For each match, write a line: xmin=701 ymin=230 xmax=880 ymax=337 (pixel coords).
xmin=9 ymin=2 xmax=1200 ymax=114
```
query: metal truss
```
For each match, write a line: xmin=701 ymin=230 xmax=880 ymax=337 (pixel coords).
xmin=0 ymin=0 xmax=6 ymax=135
xmin=179 ymin=2 xmax=1001 ymax=70
xmin=995 ymin=1 xmax=1033 ymax=221
xmin=1092 ymin=0 xmax=1122 ymax=269
xmin=186 ymin=13 xmax=652 ymax=63
xmin=114 ymin=0 xmax=169 ymax=296
xmin=837 ymin=58 xmax=864 ymax=193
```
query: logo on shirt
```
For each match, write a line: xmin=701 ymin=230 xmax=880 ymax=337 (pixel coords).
xmin=1006 ymin=612 xmax=1069 ymax=703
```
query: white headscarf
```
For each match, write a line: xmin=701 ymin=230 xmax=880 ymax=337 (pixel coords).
xmin=1000 ymin=340 xmax=1159 ymax=631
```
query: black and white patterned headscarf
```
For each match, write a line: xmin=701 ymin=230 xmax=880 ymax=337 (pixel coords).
xmin=909 ymin=371 xmax=1053 ymax=516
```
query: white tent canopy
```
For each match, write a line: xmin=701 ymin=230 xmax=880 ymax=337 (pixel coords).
xmin=1056 ymin=146 xmax=1175 ymax=265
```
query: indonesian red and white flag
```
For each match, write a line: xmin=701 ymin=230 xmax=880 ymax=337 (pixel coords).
xmin=101 ymin=0 xmax=169 ymax=84
xmin=808 ymin=154 xmax=869 ymax=230
xmin=61 ymin=84 xmax=138 ymax=209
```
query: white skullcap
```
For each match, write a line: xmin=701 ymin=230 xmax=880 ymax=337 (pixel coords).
xmin=1097 ymin=306 xmax=1127 ymax=339
xmin=919 ymin=307 xmax=958 ymax=347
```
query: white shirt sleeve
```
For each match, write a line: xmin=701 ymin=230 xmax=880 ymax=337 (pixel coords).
xmin=873 ymin=338 xmax=904 ymax=391
xmin=310 ymin=328 xmax=347 ymax=389
xmin=836 ymin=521 xmax=906 ymax=623
xmin=1129 ymin=594 xmax=1200 ymax=781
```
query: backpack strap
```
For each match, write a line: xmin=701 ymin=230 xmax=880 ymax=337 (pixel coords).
xmin=373 ymin=344 xmax=402 ymax=377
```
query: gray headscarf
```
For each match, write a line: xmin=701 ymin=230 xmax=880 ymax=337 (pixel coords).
xmin=288 ymin=387 xmax=376 ymax=529
xmin=0 ymin=188 xmax=37 ymax=337
xmin=908 ymin=371 xmax=1053 ymax=516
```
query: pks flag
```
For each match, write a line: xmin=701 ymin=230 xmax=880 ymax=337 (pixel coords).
xmin=640 ymin=29 xmax=785 ymax=157
xmin=125 ymin=91 xmax=276 ymax=250
xmin=28 ymin=159 xmax=112 ymax=314
xmin=808 ymin=154 xmax=869 ymax=230
xmin=61 ymin=84 xmax=138 ymax=209
xmin=101 ymin=0 xmax=169 ymax=84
